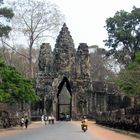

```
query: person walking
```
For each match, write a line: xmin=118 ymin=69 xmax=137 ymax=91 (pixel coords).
xmin=24 ymin=116 xmax=29 ymax=128
xmin=51 ymin=115 xmax=55 ymax=124
xmin=48 ymin=115 xmax=52 ymax=124
xmin=44 ymin=115 xmax=48 ymax=125
xmin=41 ymin=115 xmax=44 ymax=124
xmin=20 ymin=117 xmax=24 ymax=128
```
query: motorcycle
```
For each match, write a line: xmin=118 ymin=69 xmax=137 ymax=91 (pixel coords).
xmin=81 ymin=124 xmax=87 ymax=132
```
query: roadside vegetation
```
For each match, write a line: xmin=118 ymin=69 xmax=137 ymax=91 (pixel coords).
xmin=0 ymin=58 xmax=39 ymax=104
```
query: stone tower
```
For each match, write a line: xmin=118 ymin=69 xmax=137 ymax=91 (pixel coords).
xmin=36 ymin=23 xmax=92 ymax=119
xmin=53 ymin=23 xmax=76 ymax=77
xmin=76 ymin=43 xmax=91 ymax=79
xmin=36 ymin=43 xmax=54 ymax=115
xmin=74 ymin=43 xmax=92 ymax=116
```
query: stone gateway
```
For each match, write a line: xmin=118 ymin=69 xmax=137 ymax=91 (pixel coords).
xmin=36 ymin=23 xmax=92 ymax=120
xmin=35 ymin=23 xmax=119 ymax=120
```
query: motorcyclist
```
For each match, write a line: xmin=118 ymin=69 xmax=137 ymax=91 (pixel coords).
xmin=81 ymin=116 xmax=88 ymax=130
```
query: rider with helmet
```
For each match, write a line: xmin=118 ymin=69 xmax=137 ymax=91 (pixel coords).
xmin=81 ymin=115 xmax=88 ymax=130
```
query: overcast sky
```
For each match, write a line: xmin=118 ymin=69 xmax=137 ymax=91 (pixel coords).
xmin=51 ymin=0 xmax=140 ymax=49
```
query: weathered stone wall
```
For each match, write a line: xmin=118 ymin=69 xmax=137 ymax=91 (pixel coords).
xmin=36 ymin=23 xmax=92 ymax=118
xmin=35 ymin=23 xmax=121 ymax=119
xmin=36 ymin=42 xmax=54 ymax=115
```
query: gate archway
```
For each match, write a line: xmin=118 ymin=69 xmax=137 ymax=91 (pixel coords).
xmin=56 ymin=77 xmax=72 ymax=120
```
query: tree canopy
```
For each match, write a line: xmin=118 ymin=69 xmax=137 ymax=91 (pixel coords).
xmin=117 ymin=51 xmax=140 ymax=101
xmin=89 ymin=45 xmax=115 ymax=81
xmin=105 ymin=6 xmax=140 ymax=65
xmin=0 ymin=58 xmax=39 ymax=103
xmin=0 ymin=0 xmax=14 ymax=37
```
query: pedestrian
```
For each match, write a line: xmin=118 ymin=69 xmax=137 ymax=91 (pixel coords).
xmin=66 ymin=114 xmax=70 ymax=121
xmin=51 ymin=114 xmax=55 ymax=124
xmin=48 ymin=115 xmax=52 ymax=124
xmin=44 ymin=115 xmax=48 ymax=125
xmin=20 ymin=117 xmax=24 ymax=128
xmin=25 ymin=116 xmax=29 ymax=128
xmin=41 ymin=115 xmax=44 ymax=124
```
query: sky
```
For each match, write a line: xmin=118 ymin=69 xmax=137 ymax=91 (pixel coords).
xmin=50 ymin=0 xmax=140 ymax=49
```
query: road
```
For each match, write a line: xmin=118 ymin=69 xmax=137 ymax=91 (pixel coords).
xmin=0 ymin=121 xmax=139 ymax=140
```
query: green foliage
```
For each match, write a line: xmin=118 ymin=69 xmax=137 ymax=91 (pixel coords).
xmin=0 ymin=0 xmax=14 ymax=37
xmin=0 ymin=58 xmax=39 ymax=104
xmin=135 ymin=52 xmax=140 ymax=64
xmin=0 ymin=25 xmax=11 ymax=37
xmin=117 ymin=51 xmax=140 ymax=100
xmin=0 ymin=7 xmax=14 ymax=18
xmin=105 ymin=7 xmax=140 ymax=65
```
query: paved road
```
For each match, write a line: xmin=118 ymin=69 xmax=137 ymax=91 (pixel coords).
xmin=0 ymin=121 xmax=139 ymax=140
xmin=0 ymin=121 xmax=101 ymax=140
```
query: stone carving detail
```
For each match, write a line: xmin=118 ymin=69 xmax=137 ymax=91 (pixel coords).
xmin=38 ymin=43 xmax=53 ymax=72
xmin=53 ymin=23 xmax=76 ymax=76
xmin=76 ymin=43 xmax=91 ymax=79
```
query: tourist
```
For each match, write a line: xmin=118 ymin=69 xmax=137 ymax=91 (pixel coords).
xmin=66 ymin=114 xmax=70 ymax=121
xmin=41 ymin=115 xmax=44 ymax=124
xmin=51 ymin=114 xmax=55 ymax=124
xmin=44 ymin=115 xmax=48 ymax=125
xmin=20 ymin=117 xmax=24 ymax=128
xmin=48 ymin=115 xmax=52 ymax=124
xmin=25 ymin=116 xmax=29 ymax=128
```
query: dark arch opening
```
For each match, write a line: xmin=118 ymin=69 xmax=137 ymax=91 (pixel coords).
xmin=57 ymin=76 xmax=72 ymax=97
xmin=57 ymin=76 xmax=72 ymax=121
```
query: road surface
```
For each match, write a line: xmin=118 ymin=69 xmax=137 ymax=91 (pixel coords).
xmin=0 ymin=121 xmax=139 ymax=140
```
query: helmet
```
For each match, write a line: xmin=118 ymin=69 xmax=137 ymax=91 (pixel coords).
xmin=83 ymin=116 xmax=86 ymax=119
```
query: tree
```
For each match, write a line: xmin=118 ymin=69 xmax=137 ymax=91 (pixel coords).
xmin=0 ymin=58 xmax=39 ymax=103
xmin=117 ymin=52 xmax=140 ymax=102
xmin=0 ymin=0 xmax=14 ymax=37
xmin=0 ymin=44 xmax=39 ymax=78
xmin=89 ymin=45 xmax=115 ymax=81
xmin=10 ymin=0 xmax=64 ymax=78
xmin=104 ymin=7 xmax=140 ymax=65
xmin=0 ymin=0 xmax=14 ymax=65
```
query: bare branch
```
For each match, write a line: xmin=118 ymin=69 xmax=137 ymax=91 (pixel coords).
xmin=2 ymin=41 xmax=29 ymax=59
